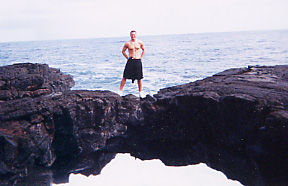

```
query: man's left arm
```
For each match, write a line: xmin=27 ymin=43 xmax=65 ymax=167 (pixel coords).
xmin=140 ymin=41 xmax=145 ymax=59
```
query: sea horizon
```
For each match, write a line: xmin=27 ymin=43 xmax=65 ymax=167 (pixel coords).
xmin=1 ymin=28 xmax=287 ymax=44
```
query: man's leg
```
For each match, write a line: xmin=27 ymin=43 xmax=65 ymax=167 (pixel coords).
xmin=120 ymin=77 xmax=126 ymax=91
xmin=119 ymin=77 xmax=126 ymax=96
xmin=138 ymin=79 xmax=144 ymax=98
xmin=137 ymin=79 xmax=142 ymax=92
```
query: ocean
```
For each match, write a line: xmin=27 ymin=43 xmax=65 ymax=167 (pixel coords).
xmin=1 ymin=30 xmax=287 ymax=96
xmin=1 ymin=30 xmax=288 ymax=185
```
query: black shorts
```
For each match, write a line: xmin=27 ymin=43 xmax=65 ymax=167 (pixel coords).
xmin=123 ymin=57 xmax=143 ymax=83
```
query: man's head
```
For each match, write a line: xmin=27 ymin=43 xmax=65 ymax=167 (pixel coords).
xmin=130 ymin=30 xmax=137 ymax=40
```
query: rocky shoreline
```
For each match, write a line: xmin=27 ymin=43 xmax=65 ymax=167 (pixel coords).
xmin=1 ymin=63 xmax=288 ymax=186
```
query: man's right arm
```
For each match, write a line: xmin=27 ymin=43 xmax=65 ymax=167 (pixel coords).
xmin=122 ymin=43 xmax=129 ymax=59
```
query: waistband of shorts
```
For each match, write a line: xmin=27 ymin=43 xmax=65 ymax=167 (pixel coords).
xmin=128 ymin=57 xmax=141 ymax=61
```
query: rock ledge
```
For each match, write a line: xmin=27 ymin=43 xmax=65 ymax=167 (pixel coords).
xmin=1 ymin=63 xmax=288 ymax=186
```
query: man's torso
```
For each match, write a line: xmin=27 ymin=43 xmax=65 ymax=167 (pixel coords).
xmin=127 ymin=40 xmax=142 ymax=59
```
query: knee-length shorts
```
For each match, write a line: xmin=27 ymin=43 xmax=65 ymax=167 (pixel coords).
xmin=123 ymin=57 xmax=143 ymax=83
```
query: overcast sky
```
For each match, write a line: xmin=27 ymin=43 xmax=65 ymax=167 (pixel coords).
xmin=0 ymin=0 xmax=287 ymax=42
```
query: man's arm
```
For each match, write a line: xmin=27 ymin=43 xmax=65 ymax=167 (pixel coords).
xmin=122 ymin=43 xmax=129 ymax=59
xmin=140 ymin=41 xmax=145 ymax=59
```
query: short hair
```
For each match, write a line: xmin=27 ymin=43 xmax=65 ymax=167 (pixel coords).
xmin=130 ymin=30 xmax=136 ymax=34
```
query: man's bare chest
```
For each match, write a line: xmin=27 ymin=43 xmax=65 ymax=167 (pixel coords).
xmin=128 ymin=41 xmax=140 ymax=50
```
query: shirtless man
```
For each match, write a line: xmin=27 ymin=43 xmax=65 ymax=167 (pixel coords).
xmin=119 ymin=30 xmax=145 ymax=98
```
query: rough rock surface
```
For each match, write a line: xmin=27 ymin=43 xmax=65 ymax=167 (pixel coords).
xmin=1 ymin=63 xmax=288 ymax=186
xmin=0 ymin=63 xmax=74 ymax=101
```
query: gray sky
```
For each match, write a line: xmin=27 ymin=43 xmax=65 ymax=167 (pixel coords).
xmin=0 ymin=0 xmax=287 ymax=42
